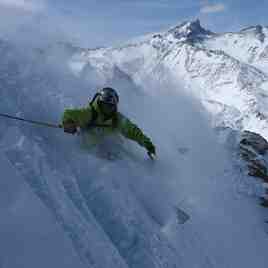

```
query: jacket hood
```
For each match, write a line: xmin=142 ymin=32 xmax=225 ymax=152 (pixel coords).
xmin=90 ymin=97 xmax=100 ymax=112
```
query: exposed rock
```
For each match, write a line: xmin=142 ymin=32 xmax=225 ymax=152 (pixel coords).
xmin=260 ymin=197 xmax=268 ymax=207
xmin=167 ymin=19 xmax=214 ymax=42
xmin=239 ymin=130 xmax=268 ymax=182
xmin=240 ymin=131 xmax=268 ymax=155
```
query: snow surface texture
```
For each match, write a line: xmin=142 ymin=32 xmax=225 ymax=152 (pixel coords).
xmin=0 ymin=20 xmax=268 ymax=268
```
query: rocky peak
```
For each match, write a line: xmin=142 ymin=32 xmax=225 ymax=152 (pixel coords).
xmin=167 ymin=19 xmax=214 ymax=42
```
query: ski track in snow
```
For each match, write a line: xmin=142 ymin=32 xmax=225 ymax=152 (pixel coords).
xmin=1 ymin=24 xmax=268 ymax=268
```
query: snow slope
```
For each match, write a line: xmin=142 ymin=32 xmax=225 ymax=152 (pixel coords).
xmin=0 ymin=153 xmax=85 ymax=268
xmin=0 ymin=20 xmax=268 ymax=268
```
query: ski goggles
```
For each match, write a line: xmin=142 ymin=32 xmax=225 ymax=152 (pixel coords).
xmin=98 ymin=101 xmax=117 ymax=115
xmin=98 ymin=91 xmax=119 ymax=105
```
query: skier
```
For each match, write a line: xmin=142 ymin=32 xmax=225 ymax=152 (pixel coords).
xmin=62 ymin=87 xmax=156 ymax=158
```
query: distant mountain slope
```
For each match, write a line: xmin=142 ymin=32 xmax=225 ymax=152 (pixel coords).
xmin=69 ymin=19 xmax=268 ymax=138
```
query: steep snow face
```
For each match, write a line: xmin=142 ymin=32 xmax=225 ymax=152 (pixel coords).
xmin=0 ymin=40 xmax=184 ymax=268
xmin=1 ymin=21 xmax=268 ymax=268
xmin=0 ymin=154 xmax=85 ymax=268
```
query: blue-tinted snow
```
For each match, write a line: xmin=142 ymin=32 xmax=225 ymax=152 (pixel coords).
xmin=0 ymin=37 xmax=268 ymax=268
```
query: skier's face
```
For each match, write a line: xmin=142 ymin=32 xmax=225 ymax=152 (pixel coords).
xmin=99 ymin=101 xmax=117 ymax=116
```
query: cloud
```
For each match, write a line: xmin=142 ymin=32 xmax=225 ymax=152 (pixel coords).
xmin=200 ymin=3 xmax=226 ymax=14
xmin=0 ymin=0 xmax=46 ymax=12
xmin=120 ymin=0 xmax=173 ymax=9
xmin=121 ymin=0 xmax=201 ymax=10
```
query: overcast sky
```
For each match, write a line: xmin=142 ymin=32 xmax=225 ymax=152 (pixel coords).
xmin=0 ymin=0 xmax=267 ymax=48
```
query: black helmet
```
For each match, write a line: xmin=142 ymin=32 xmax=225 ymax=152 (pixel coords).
xmin=97 ymin=87 xmax=119 ymax=115
xmin=98 ymin=87 xmax=119 ymax=105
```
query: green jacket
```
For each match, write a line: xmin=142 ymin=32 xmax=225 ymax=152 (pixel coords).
xmin=62 ymin=100 xmax=154 ymax=151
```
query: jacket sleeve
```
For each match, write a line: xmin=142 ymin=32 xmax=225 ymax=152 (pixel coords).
xmin=117 ymin=113 xmax=153 ymax=148
xmin=62 ymin=107 xmax=93 ymax=129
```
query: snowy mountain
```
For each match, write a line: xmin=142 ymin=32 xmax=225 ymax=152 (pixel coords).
xmin=204 ymin=25 xmax=268 ymax=72
xmin=70 ymin=19 xmax=268 ymax=139
xmin=1 ymin=20 xmax=268 ymax=268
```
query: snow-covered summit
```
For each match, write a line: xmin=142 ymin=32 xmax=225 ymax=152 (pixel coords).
xmin=166 ymin=19 xmax=214 ymax=42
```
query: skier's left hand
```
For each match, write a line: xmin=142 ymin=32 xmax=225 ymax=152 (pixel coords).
xmin=63 ymin=121 xmax=77 ymax=134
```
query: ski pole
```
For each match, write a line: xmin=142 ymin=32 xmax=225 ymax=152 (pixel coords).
xmin=147 ymin=151 xmax=156 ymax=160
xmin=0 ymin=112 xmax=62 ymax=129
xmin=0 ymin=112 xmax=121 ymax=130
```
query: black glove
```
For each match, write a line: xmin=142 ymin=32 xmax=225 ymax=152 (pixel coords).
xmin=144 ymin=140 xmax=156 ymax=157
xmin=63 ymin=121 xmax=77 ymax=134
